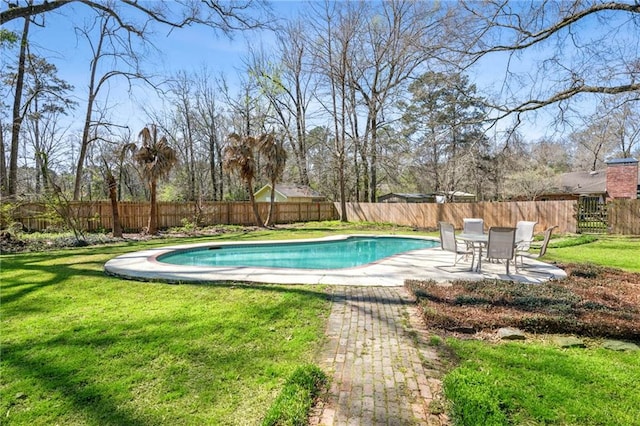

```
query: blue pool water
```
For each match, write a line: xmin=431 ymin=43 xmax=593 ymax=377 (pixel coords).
xmin=157 ymin=236 xmax=439 ymax=270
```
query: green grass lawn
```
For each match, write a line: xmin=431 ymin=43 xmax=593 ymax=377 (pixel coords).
xmin=0 ymin=239 xmax=330 ymax=425
xmin=543 ymin=235 xmax=640 ymax=272
xmin=444 ymin=340 xmax=640 ymax=426
xmin=2 ymin=224 xmax=639 ymax=425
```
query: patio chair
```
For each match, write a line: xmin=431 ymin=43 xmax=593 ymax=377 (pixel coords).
xmin=462 ymin=217 xmax=485 ymax=252
xmin=515 ymin=220 xmax=537 ymax=254
xmin=439 ymin=221 xmax=475 ymax=268
xmin=516 ymin=225 xmax=558 ymax=266
xmin=463 ymin=218 xmax=484 ymax=235
xmin=486 ymin=227 xmax=517 ymax=274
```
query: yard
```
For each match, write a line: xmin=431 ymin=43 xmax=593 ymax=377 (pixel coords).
xmin=1 ymin=232 xmax=332 ymax=425
xmin=1 ymin=222 xmax=639 ymax=425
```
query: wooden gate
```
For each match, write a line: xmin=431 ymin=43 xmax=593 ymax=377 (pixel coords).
xmin=576 ymin=196 xmax=608 ymax=233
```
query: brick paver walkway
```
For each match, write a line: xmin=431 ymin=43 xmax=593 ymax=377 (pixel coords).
xmin=309 ymin=286 xmax=449 ymax=426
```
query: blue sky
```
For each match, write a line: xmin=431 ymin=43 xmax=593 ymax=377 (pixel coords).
xmin=4 ymin=1 xmax=631 ymax=146
xmin=4 ymin=1 xmax=297 ymax=136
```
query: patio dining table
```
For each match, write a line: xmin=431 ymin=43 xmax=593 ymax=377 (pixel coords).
xmin=457 ymin=231 xmax=524 ymax=273
xmin=456 ymin=232 xmax=488 ymax=272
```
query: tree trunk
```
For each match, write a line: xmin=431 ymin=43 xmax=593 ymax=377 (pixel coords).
xmin=0 ymin=127 xmax=8 ymax=195
xmin=73 ymin=84 xmax=97 ymax=201
xmin=36 ymin=150 xmax=49 ymax=194
xmin=8 ymin=16 xmax=30 ymax=197
xmin=265 ymin=183 xmax=276 ymax=227
xmin=216 ymin=144 xmax=224 ymax=201
xmin=106 ymin=171 xmax=123 ymax=238
xmin=148 ymin=178 xmax=158 ymax=234
xmin=73 ymin=18 xmax=106 ymax=200
xmin=32 ymin=101 xmax=48 ymax=194
xmin=209 ymin=133 xmax=218 ymax=200
xmin=184 ymin=111 xmax=196 ymax=201
xmin=369 ymin=111 xmax=378 ymax=202
xmin=294 ymin=90 xmax=310 ymax=186
xmin=338 ymin=148 xmax=347 ymax=222
xmin=247 ymin=183 xmax=264 ymax=227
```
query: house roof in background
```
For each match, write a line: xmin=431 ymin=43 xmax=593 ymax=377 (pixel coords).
xmin=556 ymin=164 xmax=640 ymax=195
xmin=378 ymin=191 xmax=476 ymax=200
xmin=558 ymin=170 xmax=607 ymax=194
xmin=268 ymin=184 xmax=325 ymax=199
xmin=606 ymin=157 xmax=638 ymax=165
xmin=380 ymin=193 xmax=435 ymax=200
xmin=439 ymin=191 xmax=476 ymax=197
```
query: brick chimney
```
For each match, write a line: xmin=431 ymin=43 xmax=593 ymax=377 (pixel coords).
xmin=606 ymin=158 xmax=639 ymax=200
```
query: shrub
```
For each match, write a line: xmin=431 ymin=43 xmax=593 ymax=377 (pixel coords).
xmin=405 ymin=265 xmax=640 ymax=340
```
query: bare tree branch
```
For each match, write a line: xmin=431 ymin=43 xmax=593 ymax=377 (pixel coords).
xmin=455 ymin=0 xmax=640 ymax=126
xmin=2 ymin=0 xmax=272 ymax=31
xmin=462 ymin=1 xmax=640 ymax=55
xmin=1 ymin=0 xmax=74 ymax=24
xmin=493 ymin=83 xmax=640 ymax=116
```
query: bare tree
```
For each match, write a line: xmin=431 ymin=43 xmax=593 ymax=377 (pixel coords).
xmin=307 ymin=1 xmax=361 ymax=221
xmin=72 ymin=11 xmax=151 ymax=200
xmin=194 ymin=69 xmax=227 ymax=201
xmin=348 ymin=0 xmax=445 ymax=201
xmin=248 ymin=18 xmax=315 ymax=186
xmin=166 ymin=71 xmax=200 ymax=202
xmin=570 ymin=116 xmax=616 ymax=172
xmin=603 ymin=97 xmax=640 ymax=158
xmin=19 ymin=54 xmax=76 ymax=194
xmin=221 ymin=74 xmax=270 ymax=140
xmin=503 ymin=138 xmax=571 ymax=200
xmin=505 ymin=167 xmax=558 ymax=201
xmin=3 ymin=20 xmax=76 ymax=198
xmin=0 ymin=30 xmax=19 ymax=194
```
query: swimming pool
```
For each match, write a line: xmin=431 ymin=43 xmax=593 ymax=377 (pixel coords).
xmin=104 ymin=234 xmax=566 ymax=286
xmin=157 ymin=236 xmax=440 ymax=269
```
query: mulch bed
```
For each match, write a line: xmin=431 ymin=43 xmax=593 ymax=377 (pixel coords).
xmin=406 ymin=263 xmax=640 ymax=341
xmin=0 ymin=227 xmax=244 ymax=254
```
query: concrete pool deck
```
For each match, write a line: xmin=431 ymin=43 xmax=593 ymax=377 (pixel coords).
xmin=104 ymin=235 xmax=567 ymax=286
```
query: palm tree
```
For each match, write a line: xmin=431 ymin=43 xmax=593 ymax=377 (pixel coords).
xmin=223 ymin=133 xmax=263 ymax=227
xmin=258 ymin=133 xmax=287 ymax=227
xmin=102 ymin=159 xmax=123 ymax=238
xmin=134 ymin=125 xmax=177 ymax=234
xmin=103 ymin=143 xmax=135 ymax=238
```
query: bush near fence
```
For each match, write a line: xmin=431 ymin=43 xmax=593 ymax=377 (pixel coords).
xmin=2 ymin=199 xmax=638 ymax=235
xmin=4 ymin=201 xmax=338 ymax=233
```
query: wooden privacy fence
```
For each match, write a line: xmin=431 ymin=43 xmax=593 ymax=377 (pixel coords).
xmin=4 ymin=199 xmax=639 ymax=235
xmin=608 ymin=199 xmax=640 ymax=235
xmin=341 ymin=200 xmax=579 ymax=234
xmin=341 ymin=199 xmax=640 ymax=235
xmin=5 ymin=201 xmax=339 ymax=232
